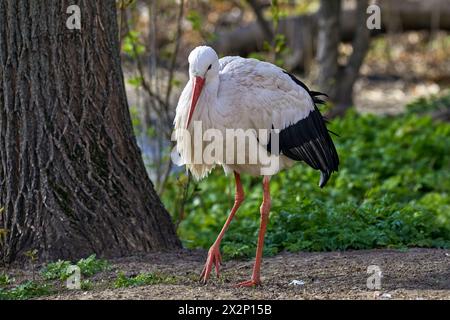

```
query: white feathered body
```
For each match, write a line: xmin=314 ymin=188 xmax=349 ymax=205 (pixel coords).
xmin=174 ymin=56 xmax=317 ymax=180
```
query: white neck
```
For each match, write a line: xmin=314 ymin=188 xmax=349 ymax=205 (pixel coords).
xmin=174 ymin=75 xmax=221 ymax=180
xmin=192 ymin=75 xmax=220 ymax=128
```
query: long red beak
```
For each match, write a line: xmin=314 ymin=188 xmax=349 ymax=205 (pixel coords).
xmin=186 ymin=76 xmax=205 ymax=128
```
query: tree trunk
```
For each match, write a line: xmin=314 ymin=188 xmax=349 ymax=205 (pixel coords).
xmin=316 ymin=0 xmax=341 ymax=101
xmin=330 ymin=0 xmax=371 ymax=115
xmin=316 ymin=0 xmax=371 ymax=116
xmin=246 ymin=0 xmax=274 ymax=41
xmin=0 ymin=0 xmax=181 ymax=264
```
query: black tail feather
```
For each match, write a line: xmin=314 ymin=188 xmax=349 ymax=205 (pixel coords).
xmin=280 ymin=71 xmax=339 ymax=188
xmin=319 ymin=170 xmax=331 ymax=188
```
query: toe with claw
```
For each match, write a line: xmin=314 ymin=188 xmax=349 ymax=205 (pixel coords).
xmin=200 ymin=245 xmax=222 ymax=283
xmin=235 ymin=278 xmax=261 ymax=288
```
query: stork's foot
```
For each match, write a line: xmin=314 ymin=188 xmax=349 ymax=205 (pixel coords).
xmin=200 ymin=245 xmax=222 ymax=283
xmin=235 ymin=278 xmax=261 ymax=288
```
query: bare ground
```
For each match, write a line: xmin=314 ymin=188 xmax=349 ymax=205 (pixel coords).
xmin=32 ymin=248 xmax=450 ymax=300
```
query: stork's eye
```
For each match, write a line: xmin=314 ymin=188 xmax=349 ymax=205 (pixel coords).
xmin=207 ymin=64 xmax=212 ymax=70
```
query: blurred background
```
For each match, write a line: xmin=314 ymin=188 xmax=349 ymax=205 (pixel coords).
xmin=118 ymin=0 xmax=450 ymax=258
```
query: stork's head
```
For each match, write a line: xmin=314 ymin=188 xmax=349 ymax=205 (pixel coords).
xmin=186 ymin=46 xmax=219 ymax=128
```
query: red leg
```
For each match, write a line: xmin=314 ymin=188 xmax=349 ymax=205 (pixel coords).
xmin=236 ymin=176 xmax=271 ymax=287
xmin=200 ymin=172 xmax=244 ymax=283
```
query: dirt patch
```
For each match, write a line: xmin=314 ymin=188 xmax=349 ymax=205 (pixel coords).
xmin=25 ymin=248 xmax=449 ymax=300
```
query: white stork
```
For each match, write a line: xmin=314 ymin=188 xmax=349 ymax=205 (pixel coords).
xmin=173 ymin=46 xmax=339 ymax=287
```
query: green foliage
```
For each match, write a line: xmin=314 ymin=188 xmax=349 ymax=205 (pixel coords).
xmin=76 ymin=254 xmax=111 ymax=277
xmin=249 ymin=1 xmax=291 ymax=68
xmin=130 ymin=106 xmax=143 ymax=136
xmin=122 ymin=30 xmax=145 ymax=58
xmin=41 ymin=260 xmax=72 ymax=280
xmin=186 ymin=9 xmax=217 ymax=42
xmin=127 ymin=75 xmax=144 ymax=88
xmin=406 ymin=91 xmax=450 ymax=115
xmin=80 ymin=280 xmax=94 ymax=291
xmin=270 ymin=0 xmax=282 ymax=30
xmin=113 ymin=271 xmax=178 ymax=288
xmin=0 ymin=281 xmax=52 ymax=300
xmin=0 ymin=273 xmax=12 ymax=286
xmin=163 ymin=95 xmax=450 ymax=259
xmin=41 ymin=254 xmax=110 ymax=280
xmin=186 ymin=10 xmax=202 ymax=32
xmin=117 ymin=0 xmax=136 ymax=10
xmin=24 ymin=249 xmax=38 ymax=264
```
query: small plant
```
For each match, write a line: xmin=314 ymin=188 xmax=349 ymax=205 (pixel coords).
xmin=113 ymin=271 xmax=177 ymax=288
xmin=41 ymin=260 xmax=72 ymax=280
xmin=0 ymin=273 xmax=12 ymax=286
xmin=0 ymin=280 xmax=52 ymax=300
xmin=247 ymin=0 xmax=290 ymax=67
xmin=80 ymin=279 xmax=94 ymax=291
xmin=24 ymin=249 xmax=38 ymax=281
xmin=41 ymin=254 xmax=110 ymax=280
xmin=76 ymin=254 xmax=111 ymax=277
xmin=24 ymin=249 xmax=38 ymax=263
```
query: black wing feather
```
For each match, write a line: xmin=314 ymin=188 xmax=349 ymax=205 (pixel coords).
xmin=269 ymin=72 xmax=339 ymax=188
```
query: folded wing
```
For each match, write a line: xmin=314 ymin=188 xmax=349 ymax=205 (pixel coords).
xmin=218 ymin=58 xmax=339 ymax=187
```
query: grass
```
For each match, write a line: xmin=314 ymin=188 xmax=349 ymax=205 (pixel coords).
xmin=162 ymin=94 xmax=450 ymax=259
xmin=1 ymin=256 xmax=179 ymax=299
xmin=0 ymin=281 xmax=52 ymax=300
xmin=0 ymin=254 xmax=111 ymax=300
xmin=41 ymin=254 xmax=111 ymax=280
xmin=0 ymin=273 xmax=12 ymax=286
xmin=113 ymin=271 xmax=178 ymax=288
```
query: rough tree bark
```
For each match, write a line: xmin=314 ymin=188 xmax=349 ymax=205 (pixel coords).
xmin=0 ymin=0 xmax=181 ymax=263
